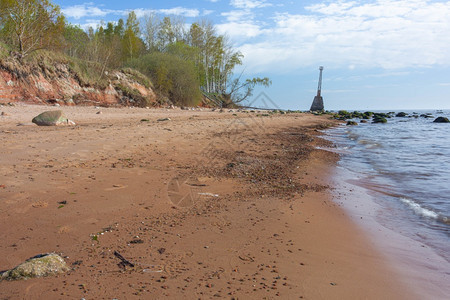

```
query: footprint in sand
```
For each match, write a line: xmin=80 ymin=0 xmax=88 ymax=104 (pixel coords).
xmin=105 ymin=184 xmax=128 ymax=191
xmin=167 ymin=175 xmax=202 ymax=207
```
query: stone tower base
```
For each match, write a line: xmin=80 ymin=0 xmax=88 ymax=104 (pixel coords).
xmin=310 ymin=96 xmax=324 ymax=111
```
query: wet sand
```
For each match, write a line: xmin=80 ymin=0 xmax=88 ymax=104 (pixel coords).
xmin=0 ymin=104 xmax=416 ymax=299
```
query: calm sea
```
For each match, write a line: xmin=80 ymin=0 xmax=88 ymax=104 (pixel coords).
xmin=323 ymin=110 xmax=450 ymax=264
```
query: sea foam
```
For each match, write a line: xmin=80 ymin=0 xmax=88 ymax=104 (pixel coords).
xmin=400 ymin=198 xmax=439 ymax=219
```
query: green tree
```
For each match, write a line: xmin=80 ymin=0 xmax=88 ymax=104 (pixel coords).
xmin=127 ymin=52 xmax=202 ymax=106
xmin=228 ymin=75 xmax=272 ymax=104
xmin=0 ymin=0 xmax=65 ymax=58
xmin=155 ymin=64 xmax=172 ymax=95
xmin=114 ymin=19 xmax=124 ymax=37
xmin=142 ymin=12 xmax=159 ymax=51
xmin=106 ymin=30 xmax=124 ymax=68
xmin=63 ymin=24 xmax=89 ymax=58
xmin=166 ymin=41 xmax=199 ymax=62
xmin=104 ymin=21 xmax=114 ymax=41
xmin=126 ymin=11 xmax=139 ymax=35
xmin=157 ymin=17 xmax=175 ymax=51
xmin=123 ymin=11 xmax=143 ymax=60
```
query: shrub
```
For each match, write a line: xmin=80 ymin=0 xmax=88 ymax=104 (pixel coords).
xmin=0 ymin=41 xmax=10 ymax=59
xmin=127 ymin=52 xmax=201 ymax=107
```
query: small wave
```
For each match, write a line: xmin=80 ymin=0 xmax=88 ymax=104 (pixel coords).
xmin=357 ymin=139 xmax=371 ymax=145
xmin=347 ymin=132 xmax=359 ymax=140
xmin=357 ymin=139 xmax=383 ymax=149
xmin=400 ymin=198 xmax=439 ymax=219
xmin=366 ymin=143 xmax=382 ymax=149
xmin=366 ymin=144 xmax=382 ymax=149
xmin=315 ymin=146 xmax=350 ymax=154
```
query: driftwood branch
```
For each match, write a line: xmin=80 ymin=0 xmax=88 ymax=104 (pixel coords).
xmin=113 ymin=251 xmax=135 ymax=268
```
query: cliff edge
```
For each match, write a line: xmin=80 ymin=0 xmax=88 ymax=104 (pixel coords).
xmin=0 ymin=51 xmax=156 ymax=107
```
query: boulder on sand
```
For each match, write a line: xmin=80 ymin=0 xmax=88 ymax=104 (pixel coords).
xmin=0 ymin=253 xmax=69 ymax=281
xmin=32 ymin=110 xmax=75 ymax=126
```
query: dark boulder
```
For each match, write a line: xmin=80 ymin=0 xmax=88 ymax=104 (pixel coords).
xmin=433 ymin=117 xmax=450 ymax=123
xmin=373 ymin=112 xmax=390 ymax=118
xmin=421 ymin=114 xmax=434 ymax=118
xmin=395 ymin=112 xmax=408 ymax=117
xmin=372 ymin=117 xmax=387 ymax=124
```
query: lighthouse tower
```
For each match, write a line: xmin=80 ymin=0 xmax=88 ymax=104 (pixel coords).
xmin=310 ymin=66 xmax=324 ymax=111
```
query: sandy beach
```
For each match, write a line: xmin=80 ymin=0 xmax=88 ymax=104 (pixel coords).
xmin=0 ymin=104 xmax=416 ymax=299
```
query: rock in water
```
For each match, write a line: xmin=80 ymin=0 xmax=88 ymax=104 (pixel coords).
xmin=433 ymin=117 xmax=450 ymax=123
xmin=372 ymin=116 xmax=388 ymax=123
xmin=32 ymin=110 xmax=75 ymax=126
xmin=1 ymin=253 xmax=69 ymax=281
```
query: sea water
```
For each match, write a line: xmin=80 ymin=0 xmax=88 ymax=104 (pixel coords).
xmin=323 ymin=110 xmax=450 ymax=295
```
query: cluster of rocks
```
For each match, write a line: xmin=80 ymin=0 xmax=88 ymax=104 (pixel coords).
xmin=0 ymin=102 xmax=15 ymax=107
xmin=335 ymin=110 xmax=449 ymax=125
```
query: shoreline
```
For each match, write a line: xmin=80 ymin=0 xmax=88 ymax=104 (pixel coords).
xmin=331 ymin=162 xmax=450 ymax=299
xmin=0 ymin=104 xmax=415 ymax=298
xmin=322 ymin=122 xmax=450 ymax=299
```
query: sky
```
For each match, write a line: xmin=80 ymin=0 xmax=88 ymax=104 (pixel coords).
xmin=53 ymin=0 xmax=450 ymax=110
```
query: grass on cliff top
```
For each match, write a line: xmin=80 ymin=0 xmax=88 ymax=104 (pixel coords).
xmin=68 ymin=57 xmax=110 ymax=89
xmin=0 ymin=42 xmax=10 ymax=59
xmin=2 ymin=50 xmax=152 ymax=91
xmin=26 ymin=51 xmax=109 ymax=89
xmin=121 ymin=67 xmax=154 ymax=89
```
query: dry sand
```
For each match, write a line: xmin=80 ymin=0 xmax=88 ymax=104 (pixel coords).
xmin=0 ymin=104 xmax=416 ymax=299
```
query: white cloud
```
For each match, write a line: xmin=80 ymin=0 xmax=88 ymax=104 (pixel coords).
xmin=158 ymin=7 xmax=200 ymax=18
xmin=230 ymin=0 xmax=272 ymax=9
xmin=332 ymin=71 xmax=413 ymax=82
xmin=306 ymin=0 xmax=422 ymax=18
xmin=235 ymin=0 xmax=450 ymax=72
xmin=216 ymin=22 xmax=264 ymax=38
xmin=203 ymin=9 xmax=215 ymax=16
xmin=62 ymin=3 xmax=112 ymax=19
xmin=76 ymin=20 xmax=102 ymax=31
xmin=221 ymin=10 xmax=254 ymax=22
xmin=218 ymin=5 xmax=266 ymax=40
xmin=62 ymin=3 xmax=201 ymax=21
xmin=130 ymin=8 xmax=151 ymax=18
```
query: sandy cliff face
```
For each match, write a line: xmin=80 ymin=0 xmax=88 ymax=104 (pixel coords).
xmin=0 ymin=59 xmax=156 ymax=107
